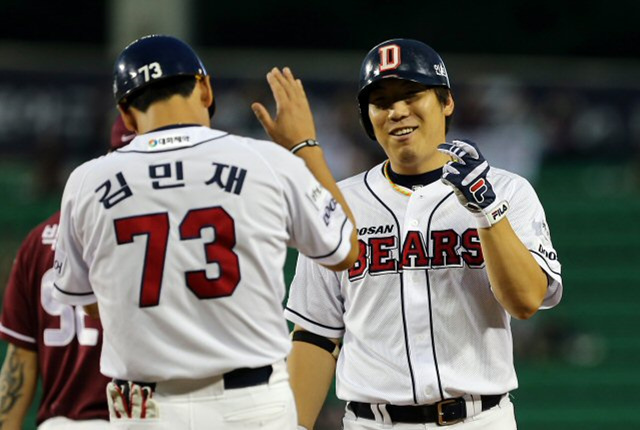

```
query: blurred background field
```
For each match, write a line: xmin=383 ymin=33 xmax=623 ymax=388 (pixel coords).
xmin=2 ymin=0 xmax=640 ymax=428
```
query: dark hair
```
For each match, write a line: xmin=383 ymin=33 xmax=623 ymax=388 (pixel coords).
xmin=433 ymin=87 xmax=453 ymax=134
xmin=122 ymin=76 xmax=197 ymax=112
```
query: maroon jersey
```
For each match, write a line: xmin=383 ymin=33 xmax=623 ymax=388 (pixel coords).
xmin=0 ymin=212 xmax=109 ymax=424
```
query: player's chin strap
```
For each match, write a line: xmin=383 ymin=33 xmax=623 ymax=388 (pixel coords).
xmin=107 ymin=380 xmax=159 ymax=419
xmin=291 ymin=330 xmax=340 ymax=359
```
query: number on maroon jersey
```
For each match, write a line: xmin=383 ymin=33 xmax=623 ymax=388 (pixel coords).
xmin=114 ymin=207 xmax=240 ymax=307
xmin=41 ymin=268 xmax=99 ymax=346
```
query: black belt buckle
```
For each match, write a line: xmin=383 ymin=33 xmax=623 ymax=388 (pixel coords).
xmin=437 ymin=398 xmax=465 ymax=426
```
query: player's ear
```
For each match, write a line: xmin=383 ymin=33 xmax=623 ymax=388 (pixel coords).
xmin=117 ymin=105 xmax=138 ymax=133
xmin=198 ymin=75 xmax=214 ymax=111
xmin=443 ymin=92 xmax=455 ymax=117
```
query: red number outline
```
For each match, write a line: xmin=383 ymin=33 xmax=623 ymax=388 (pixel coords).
xmin=180 ymin=207 xmax=241 ymax=299
xmin=114 ymin=207 xmax=240 ymax=307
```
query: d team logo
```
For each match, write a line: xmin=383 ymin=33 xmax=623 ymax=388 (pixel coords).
xmin=379 ymin=44 xmax=401 ymax=72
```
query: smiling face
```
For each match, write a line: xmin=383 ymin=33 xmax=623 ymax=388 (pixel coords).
xmin=368 ymin=79 xmax=454 ymax=174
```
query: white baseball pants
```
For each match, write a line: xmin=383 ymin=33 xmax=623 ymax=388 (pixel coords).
xmin=109 ymin=360 xmax=297 ymax=430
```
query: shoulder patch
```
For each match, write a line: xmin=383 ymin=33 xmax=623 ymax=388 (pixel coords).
xmin=305 ymin=182 xmax=330 ymax=212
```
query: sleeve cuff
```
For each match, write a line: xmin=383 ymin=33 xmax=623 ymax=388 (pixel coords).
xmin=52 ymin=282 xmax=98 ymax=306
xmin=284 ymin=307 xmax=345 ymax=339
xmin=0 ymin=325 xmax=37 ymax=351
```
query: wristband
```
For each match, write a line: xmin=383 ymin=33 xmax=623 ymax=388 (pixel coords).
xmin=474 ymin=200 xmax=509 ymax=229
xmin=290 ymin=139 xmax=320 ymax=154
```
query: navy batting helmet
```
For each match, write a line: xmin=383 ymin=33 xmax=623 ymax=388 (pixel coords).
xmin=358 ymin=39 xmax=450 ymax=140
xmin=113 ymin=34 xmax=215 ymax=117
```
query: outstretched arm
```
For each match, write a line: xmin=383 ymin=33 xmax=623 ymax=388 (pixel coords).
xmin=252 ymin=67 xmax=358 ymax=271
xmin=0 ymin=344 xmax=38 ymax=429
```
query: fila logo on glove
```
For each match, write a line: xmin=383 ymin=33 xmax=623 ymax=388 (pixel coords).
xmin=470 ymin=178 xmax=488 ymax=203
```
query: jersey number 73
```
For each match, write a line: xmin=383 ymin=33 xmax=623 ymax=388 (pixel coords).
xmin=114 ymin=206 xmax=240 ymax=307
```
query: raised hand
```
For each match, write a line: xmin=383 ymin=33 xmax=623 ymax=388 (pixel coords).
xmin=438 ymin=139 xmax=509 ymax=228
xmin=251 ymin=67 xmax=316 ymax=150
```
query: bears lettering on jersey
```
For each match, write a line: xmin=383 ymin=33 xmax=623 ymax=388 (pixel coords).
xmin=348 ymin=228 xmax=484 ymax=281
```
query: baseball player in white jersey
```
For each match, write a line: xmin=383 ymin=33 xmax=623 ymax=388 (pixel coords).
xmin=285 ymin=39 xmax=563 ymax=429
xmin=51 ymin=34 xmax=358 ymax=430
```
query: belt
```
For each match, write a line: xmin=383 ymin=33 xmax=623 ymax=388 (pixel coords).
xmin=114 ymin=364 xmax=273 ymax=392
xmin=222 ymin=365 xmax=273 ymax=389
xmin=347 ymin=394 xmax=504 ymax=426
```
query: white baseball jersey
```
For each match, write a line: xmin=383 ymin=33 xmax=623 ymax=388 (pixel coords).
xmin=285 ymin=161 xmax=562 ymax=405
xmin=52 ymin=125 xmax=353 ymax=382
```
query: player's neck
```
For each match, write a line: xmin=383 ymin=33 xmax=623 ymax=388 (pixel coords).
xmin=388 ymin=151 xmax=449 ymax=175
xmin=385 ymin=161 xmax=443 ymax=189
xmin=134 ymin=98 xmax=210 ymax=134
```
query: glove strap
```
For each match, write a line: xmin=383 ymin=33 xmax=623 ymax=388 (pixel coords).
xmin=473 ymin=200 xmax=510 ymax=229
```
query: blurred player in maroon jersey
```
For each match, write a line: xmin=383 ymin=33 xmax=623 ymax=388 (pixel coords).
xmin=0 ymin=116 xmax=132 ymax=429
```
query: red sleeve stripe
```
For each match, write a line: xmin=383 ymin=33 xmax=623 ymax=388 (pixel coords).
xmin=0 ymin=323 xmax=36 ymax=343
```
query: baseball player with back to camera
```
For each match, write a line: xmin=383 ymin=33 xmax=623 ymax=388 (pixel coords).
xmin=285 ymin=38 xmax=563 ymax=429
xmin=0 ymin=117 xmax=134 ymax=430
xmin=50 ymin=34 xmax=358 ymax=430
xmin=0 ymin=211 xmax=110 ymax=430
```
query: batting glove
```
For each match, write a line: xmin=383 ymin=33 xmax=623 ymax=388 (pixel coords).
xmin=107 ymin=381 xmax=159 ymax=419
xmin=438 ymin=139 xmax=509 ymax=228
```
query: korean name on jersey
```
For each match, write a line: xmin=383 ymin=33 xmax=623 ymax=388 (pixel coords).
xmin=51 ymin=126 xmax=353 ymax=382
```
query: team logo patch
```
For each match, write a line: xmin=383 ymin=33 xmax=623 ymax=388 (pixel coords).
xmin=538 ymin=244 xmax=557 ymax=261
xmin=323 ymin=199 xmax=338 ymax=226
xmin=305 ymin=182 xmax=330 ymax=212
xmin=147 ymin=135 xmax=191 ymax=150
xmin=379 ymin=44 xmax=401 ymax=72
xmin=433 ymin=62 xmax=448 ymax=78
xmin=469 ymin=178 xmax=487 ymax=203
